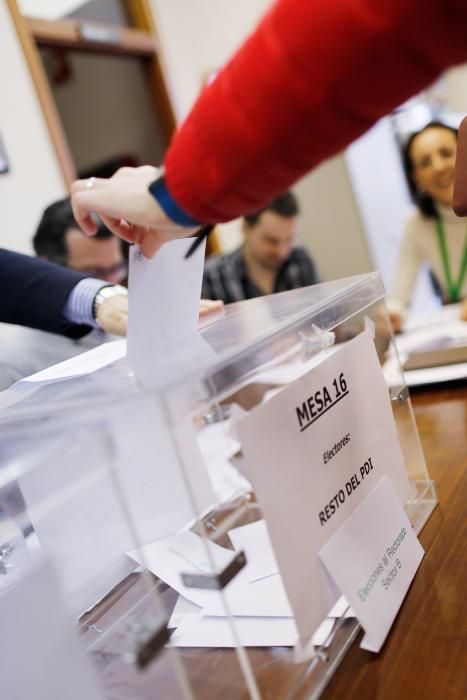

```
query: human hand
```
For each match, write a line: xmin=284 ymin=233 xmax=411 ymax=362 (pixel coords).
xmin=388 ymin=310 xmax=403 ymax=334
xmin=199 ymin=299 xmax=224 ymax=318
xmin=96 ymin=294 xmax=128 ymax=336
xmin=95 ymin=295 xmax=223 ymax=336
xmin=71 ymin=166 xmax=198 ymax=258
xmin=460 ymin=298 xmax=467 ymax=321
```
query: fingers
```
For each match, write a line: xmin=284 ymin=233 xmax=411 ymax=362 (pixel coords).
xmin=460 ymin=299 xmax=467 ymax=321
xmin=388 ymin=311 xmax=402 ymax=334
xmin=199 ymin=299 xmax=224 ymax=317
xmin=70 ymin=165 xmax=193 ymax=253
xmin=71 ymin=178 xmax=107 ymax=236
xmin=99 ymin=214 xmax=141 ymax=244
xmin=139 ymin=234 xmax=165 ymax=259
xmin=71 ymin=193 xmax=97 ymax=236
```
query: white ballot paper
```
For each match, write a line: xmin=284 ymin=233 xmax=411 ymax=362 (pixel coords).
xmin=167 ymin=595 xmax=334 ymax=649
xmin=171 ymin=614 xmax=317 ymax=649
xmin=12 ymin=339 xmax=126 ymax=389
xmin=127 ymin=239 xmax=206 ymax=384
xmin=237 ymin=328 xmax=411 ymax=647
xmin=319 ymin=476 xmax=424 ymax=652
xmin=127 ymin=530 xmax=293 ymax=617
xmin=0 ymin=558 xmax=103 ymax=700
xmin=229 ymin=519 xmax=279 ymax=582
xmin=197 ymin=421 xmax=250 ymax=503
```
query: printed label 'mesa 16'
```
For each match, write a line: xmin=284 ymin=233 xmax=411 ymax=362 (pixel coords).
xmin=296 ymin=372 xmax=349 ymax=432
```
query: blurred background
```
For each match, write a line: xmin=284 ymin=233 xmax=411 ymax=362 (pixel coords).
xmin=2 ymin=0 xmax=467 ymax=313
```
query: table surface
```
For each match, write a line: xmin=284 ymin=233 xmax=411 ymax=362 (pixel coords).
xmin=322 ymin=383 xmax=467 ymax=700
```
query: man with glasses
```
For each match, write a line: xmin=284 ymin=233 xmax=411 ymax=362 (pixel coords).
xmin=0 ymin=198 xmax=127 ymax=390
xmin=33 ymin=197 xmax=127 ymax=284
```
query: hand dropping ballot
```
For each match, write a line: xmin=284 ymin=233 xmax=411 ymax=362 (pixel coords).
xmin=237 ymin=328 xmax=414 ymax=650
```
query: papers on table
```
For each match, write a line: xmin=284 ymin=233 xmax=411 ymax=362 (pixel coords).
xmin=12 ymin=339 xmax=126 ymax=389
xmin=384 ymin=305 xmax=467 ymax=387
xmin=170 ymin=606 xmax=335 ymax=649
xmin=127 ymin=530 xmax=293 ymax=616
xmin=128 ymin=528 xmax=354 ymax=649
xmin=229 ymin=519 xmax=278 ymax=582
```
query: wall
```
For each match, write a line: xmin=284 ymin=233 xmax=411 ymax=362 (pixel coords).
xmin=294 ymin=159 xmax=372 ymax=281
xmin=0 ymin=2 xmax=65 ymax=254
xmin=151 ymin=0 xmax=373 ymax=280
xmin=151 ymin=0 xmax=268 ymax=123
xmin=44 ymin=51 xmax=165 ymax=174
xmin=444 ymin=65 xmax=467 ymax=113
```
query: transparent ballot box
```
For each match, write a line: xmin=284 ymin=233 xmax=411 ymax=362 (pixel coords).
xmin=0 ymin=273 xmax=436 ymax=699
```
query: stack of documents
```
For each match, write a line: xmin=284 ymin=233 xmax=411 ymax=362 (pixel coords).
xmin=128 ymin=526 xmax=354 ymax=649
xmin=384 ymin=304 xmax=467 ymax=387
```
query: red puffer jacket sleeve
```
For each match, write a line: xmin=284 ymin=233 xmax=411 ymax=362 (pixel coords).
xmin=164 ymin=0 xmax=467 ymax=223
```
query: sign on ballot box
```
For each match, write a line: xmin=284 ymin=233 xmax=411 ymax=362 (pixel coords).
xmin=237 ymin=327 xmax=415 ymax=650
xmin=320 ymin=476 xmax=424 ymax=652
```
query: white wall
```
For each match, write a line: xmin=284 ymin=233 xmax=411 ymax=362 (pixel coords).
xmin=294 ymin=158 xmax=373 ymax=281
xmin=444 ymin=65 xmax=467 ymax=113
xmin=151 ymin=0 xmax=373 ymax=280
xmin=151 ymin=0 xmax=269 ymax=122
xmin=0 ymin=2 xmax=65 ymax=254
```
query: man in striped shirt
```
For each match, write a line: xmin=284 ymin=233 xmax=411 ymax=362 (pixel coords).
xmin=202 ymin=191 xmax=320 ymax=304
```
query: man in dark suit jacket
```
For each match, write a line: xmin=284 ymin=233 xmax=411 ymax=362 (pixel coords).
xmin=0 ymin=248 xmax=127 ymax=337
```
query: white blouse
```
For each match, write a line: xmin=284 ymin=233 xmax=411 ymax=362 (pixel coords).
xmin=389 ymin=203 xmax=467 ymax=313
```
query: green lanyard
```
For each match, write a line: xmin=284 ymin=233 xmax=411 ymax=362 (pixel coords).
xmin=435 ymin=218 xmax=467 ymax=303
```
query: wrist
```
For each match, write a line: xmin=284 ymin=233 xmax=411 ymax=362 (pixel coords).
xmin=148 ymin=171 xmax=200 ymax=227
xmin=92 ymin=284 xmax=128 ymax=327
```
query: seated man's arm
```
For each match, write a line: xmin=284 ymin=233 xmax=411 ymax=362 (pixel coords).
xmin=0 ymin=248 xmax=127 ymax=338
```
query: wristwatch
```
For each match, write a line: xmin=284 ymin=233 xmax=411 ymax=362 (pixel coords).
xmin=148 ymin=171 xmax=200 ymax=227
xmin=92 ymin=284 xmax=128 ymax=322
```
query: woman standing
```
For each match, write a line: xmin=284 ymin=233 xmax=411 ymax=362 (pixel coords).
xmin=388 ymin=122 xmax=467 ymax=331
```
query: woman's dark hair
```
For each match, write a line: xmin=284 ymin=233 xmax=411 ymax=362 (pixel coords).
xmin=402 ymin=120 xmax=458 ymax=218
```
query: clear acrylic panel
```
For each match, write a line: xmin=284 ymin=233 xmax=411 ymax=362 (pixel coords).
xmin=0 ymin=273 xmax=436 ymax=699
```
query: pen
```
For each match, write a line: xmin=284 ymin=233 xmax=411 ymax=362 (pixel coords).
xmin=184 ymin=225 xmax=215 ymax=259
